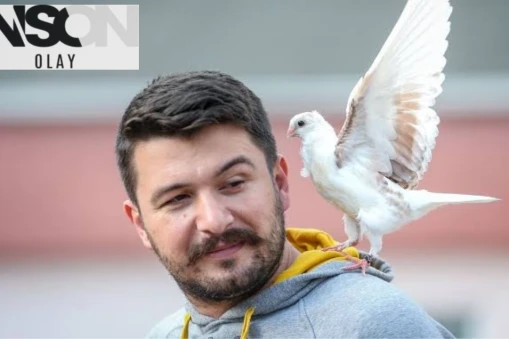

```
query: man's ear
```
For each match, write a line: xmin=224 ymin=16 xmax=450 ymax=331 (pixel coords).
xmin=273 ymin=154 xmax=290 ymax=211
xmin=123 ymin=200 xmax=152 ymax=250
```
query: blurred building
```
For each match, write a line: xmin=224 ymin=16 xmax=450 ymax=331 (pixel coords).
xmin=0 ymin=0 xmax=508 ymax=337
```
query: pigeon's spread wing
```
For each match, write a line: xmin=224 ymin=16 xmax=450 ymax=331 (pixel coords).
xmin=335 ymin=0 xmax=452 ymax=189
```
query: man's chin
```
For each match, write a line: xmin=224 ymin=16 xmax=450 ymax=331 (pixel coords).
xmin=181 ymin=259 xmax=271 ymax=302
xmin=198 ymin=256 xmax=249 ymax=277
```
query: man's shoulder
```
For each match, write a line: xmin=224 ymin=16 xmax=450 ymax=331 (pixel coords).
xmin=303 ymin=271 xmax=454 ymax=338
xmin=306 ymin=269 xmax=398 ymax=305
xmin=306 ymin=270 xmax=423 ymax=314
xmin=146 ymin=307 xmax=187 ymax=339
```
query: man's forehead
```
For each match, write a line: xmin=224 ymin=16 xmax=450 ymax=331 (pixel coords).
xmin=132 ymin=126 xmax=264 ymax=179
xmin=136 ymin=125 xmax=254 ymax=154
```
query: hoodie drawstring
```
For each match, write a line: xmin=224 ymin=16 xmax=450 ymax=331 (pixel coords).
xmin=180 ymin=307 xmax=255 ymax=339
xmin=240 ymin=306 xmax=255 ymax=339
xmin=180 ymin=313 xmax=191 ymax=339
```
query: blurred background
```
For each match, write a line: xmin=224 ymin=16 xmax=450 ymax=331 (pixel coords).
xmin=1 ymin=0 xmax=508 ymax=337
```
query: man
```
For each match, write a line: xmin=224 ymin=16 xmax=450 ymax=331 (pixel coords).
xmin=116 ymin=70 xmax=454 ymax=338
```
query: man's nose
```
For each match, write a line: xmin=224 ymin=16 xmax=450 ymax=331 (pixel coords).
xmin=195 ymin=191 xmax=234 ymax=235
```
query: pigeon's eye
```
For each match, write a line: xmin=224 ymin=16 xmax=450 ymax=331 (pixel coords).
xmin=297 ymin=120 xmax=305 ymax=127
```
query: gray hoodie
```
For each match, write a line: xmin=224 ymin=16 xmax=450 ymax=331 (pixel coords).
xmin=147 ymin=229 xmax=455 ymax=338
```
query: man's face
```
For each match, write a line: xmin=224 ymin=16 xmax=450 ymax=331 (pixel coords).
xmin=124 ymin=124 xmax=290 ymax=303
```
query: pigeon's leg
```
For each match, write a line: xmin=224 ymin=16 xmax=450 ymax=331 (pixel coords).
xmin=342 ymin=232 xmax=382 ymax=275
xmin=322 ymin=215 xmax=361 ymax=265
xmin=340 ymin=225 xmax=383 ymax=276
xmin=366 ymin=232 xmax=383 ymax=259
xmin=322 ymin=214 xmax=360 ymax=252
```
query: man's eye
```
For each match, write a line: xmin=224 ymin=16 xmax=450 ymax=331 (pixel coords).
xmin=223 ymin=180 xmax=245 ymax=191
xmin=229 ymin=180 xmax=244 ymax=187
xmin=165 ymin=194 xmax=189 ymax=206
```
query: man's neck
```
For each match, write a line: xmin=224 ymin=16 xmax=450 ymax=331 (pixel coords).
xmin=188 ymin=240 xmax=300 ymax=318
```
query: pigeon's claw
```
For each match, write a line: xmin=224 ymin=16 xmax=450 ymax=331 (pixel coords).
xmin=322 ymin=243 xmax=349 ymax=252
xmin=342 ymin=258 xmax=371 ymax=276
xmin=321 ymin=243 xmax=362 ymax=267
xmin=323 ymin=248 xmax=373 ymax=276
xmin=322 ymin=239 xmax=359 ymax=253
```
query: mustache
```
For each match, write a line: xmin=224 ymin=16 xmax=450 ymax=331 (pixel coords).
xmin=188 ymin=228 xmax=263 ymax=265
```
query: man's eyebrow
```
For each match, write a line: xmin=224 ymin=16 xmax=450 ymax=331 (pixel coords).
xmin=150 ymin=183 xmax=189 ymax=207
xmin=215 ymin=155 xmax=256 ymax=177
xmin=150 ymin=156 xmax=255 ymax=207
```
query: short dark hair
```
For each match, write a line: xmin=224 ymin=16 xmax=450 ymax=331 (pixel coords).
xmin=115 ymin=70 xmax=278 ymax=206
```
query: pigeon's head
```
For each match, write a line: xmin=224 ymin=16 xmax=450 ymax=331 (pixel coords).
xmin=287 ymin=110 xmax=325 ymax=139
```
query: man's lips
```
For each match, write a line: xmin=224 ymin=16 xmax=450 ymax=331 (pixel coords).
xmin=206 ymin=242 xmax=244 ymax=259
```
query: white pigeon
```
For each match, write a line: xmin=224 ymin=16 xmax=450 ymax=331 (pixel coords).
xmin=287 ymin=0 xmax=499 ymax=274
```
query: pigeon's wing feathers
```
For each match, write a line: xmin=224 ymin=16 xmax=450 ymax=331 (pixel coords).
xmin=335 ymin=0 xmax=452 ymax=189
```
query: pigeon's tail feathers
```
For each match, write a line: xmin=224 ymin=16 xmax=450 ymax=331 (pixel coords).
xmin=425 ymin=192 xmax=499 ymax=205
xmin=408 ymin=190 xmax=499 ymax=216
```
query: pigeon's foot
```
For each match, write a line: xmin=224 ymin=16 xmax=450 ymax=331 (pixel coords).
xmin=322 ymin=242 xmax=351 ymax=253
xmin=341 ymin=255 xmax=372 ymax=276
xmin=321 ymin=244 xmax=360 ymax=265
xmin=322 ymin=244 xmax=345 ymax=252
xmin=321 ymin=244 xmax=372 ymax=275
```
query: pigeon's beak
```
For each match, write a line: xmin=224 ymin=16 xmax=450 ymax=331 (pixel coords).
xmin=286 ymin=126 xmax=297 ymax=138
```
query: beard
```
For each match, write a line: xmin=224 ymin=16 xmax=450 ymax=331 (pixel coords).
xmin=146 ymin=188 xmax=286 ymax=304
